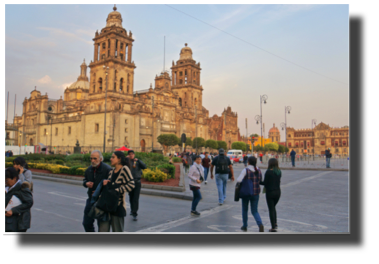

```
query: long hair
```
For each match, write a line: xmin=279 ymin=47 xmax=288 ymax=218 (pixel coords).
xmin=113 ymin=151 xmax=131 ymax=169
xmin=268 ymin=158 xmax=281 ymax=175
xmin=248 ymin=156 xmax=259 ymax=176
xmin=13 ymin=157 xmax=29 ymax=170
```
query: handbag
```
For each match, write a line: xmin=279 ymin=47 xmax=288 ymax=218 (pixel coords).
xmin=239 ymin=169 xmax=255 ymax=198
xmin=234 ymin=182 xmax=241 ymax=202
xmin=196 ymin=167 xmax=204 ymax=182
xmin=88 ymin=201 xmax=108 ymax=220
xmin=96 ymin=184 xmax=120 ymax=213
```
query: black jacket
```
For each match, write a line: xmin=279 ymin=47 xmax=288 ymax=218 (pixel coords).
xmin=5 ymin=181 xmax=33 ymax=232
xmin=83 ymin=162 xmax=112 ymax=199
xmin=129 ymin=159 xmax=147 ymax=181
xmin=260 ymin=169 xmax=281 ymax=192
xmin=325 ymin=150 xmax=332 ymax=158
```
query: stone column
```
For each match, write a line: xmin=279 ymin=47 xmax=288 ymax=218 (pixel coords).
xmin=128 ymin=44 xmax=132 ymax=62
xmin=117 ymin=40 xmax=120 ymax=59
xmin=110 ymin=39 xmax=115 ymax=58
xmin=94 ymin=43 xmax=98 ymax=62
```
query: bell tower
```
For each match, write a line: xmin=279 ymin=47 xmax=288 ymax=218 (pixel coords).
xmin=88 ymin=5 xmax=136 ymax=97
xmin=171 ymin=43 xmax=202 ymax=109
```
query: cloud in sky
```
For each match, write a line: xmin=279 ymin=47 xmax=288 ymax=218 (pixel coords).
xmin=37 ymin=27 xmax=93 ymax=45
xmin=37 ymin=75 xmax=52 ymax=84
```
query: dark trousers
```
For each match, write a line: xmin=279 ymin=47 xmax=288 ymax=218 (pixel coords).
xmin=82 ymin=198 xmax=99 ymax=232
xmin=291 ymin=157 xmax=295 ymax=166
xmin=191 ymin=188 xmax=202 ymax=211
xmin=129 ymin=180 xmax=141 ymax=216
xmin=266 ymin=189 xmax=281 ymax=229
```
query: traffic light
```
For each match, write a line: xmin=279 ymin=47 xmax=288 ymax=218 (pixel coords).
xmin=54 ymin=146 xmax=56 ymax=149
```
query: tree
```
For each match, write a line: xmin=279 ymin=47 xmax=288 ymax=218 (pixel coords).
xmin=192 ymin=137 xmax=205 ymax=152
xmin=255 ymin=144 xmax=262 ymax=152
xmin=278 ymin=144 xmax=285 ymax=153
xmin=246 ymin=144 xmax=251 ymax=152
xmin=250 ymin=133 xmax=259 ymax=138
xmin=217 ymin=140 xmax=227 ymax=150
xmin=231 ymin=141 xmax=246 ymax=152
xmin=265 ymin=142 xmax=279 ymax=152
xmin=185 ymin=137 xmax=193 ymax=150
xmin=205 ymin=139 xmax=218 ymax=152
xmin=157 ymin=134 xmax=179 ymax=154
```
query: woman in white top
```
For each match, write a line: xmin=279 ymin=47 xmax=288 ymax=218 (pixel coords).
xmin=187 ymin=155 xmax=204 ymax=216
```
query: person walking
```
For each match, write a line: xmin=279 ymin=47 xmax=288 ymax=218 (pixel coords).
xmin=325 ymin=148 xmax=332 ymax=168
xmin=202 ymin=152 xmax=211 ymax=184
xmin=259 ymin=152 xmax=263 ymax=163
xmin=260 ymin=158 xmax=281 ymax=232
xmin=13 ymin=157 xmax=33 ymax=192
xmin=128 ymin=150 xmax=146 ymax=221
xmin=188 ymin=155 xmax=204 ymax=216
xmin=182 ymin=152 xmax=189 ymax=173
xmin=237 ymin=156 xmax=264 ymax=232
xmin=210 ymin=148 xmax=234 ymax=205
xmin=290 ymin=149 xmax=296 ymax=167
xmin=243 ymin=154 xmax=248 ymax=167
xmin=5 ymin=167 xmax=33 ymax=232
xmin=82 ymin=150 xmax=112 ymax=232
xmin=98 ymin=151 xmax=135 ymax=232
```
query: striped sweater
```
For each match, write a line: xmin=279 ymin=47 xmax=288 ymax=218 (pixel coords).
xmin=107 ymin=165 xmax=135 ymax=216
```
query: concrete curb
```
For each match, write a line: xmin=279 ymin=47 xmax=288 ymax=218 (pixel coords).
xmin=32 ymin=173 xmax=192 ymax=200
xmin=273 ymin=168 xmax=348 ymax=172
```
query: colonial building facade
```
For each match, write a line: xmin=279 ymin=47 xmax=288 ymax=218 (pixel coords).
xmin=286 ymin=122 xmax=349 ymax=156
xmin=16 ymin=6 xmax=241 ymax=153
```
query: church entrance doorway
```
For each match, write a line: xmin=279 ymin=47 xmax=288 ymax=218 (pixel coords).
xmin=140 ymin=139 xmax=146 ymax=152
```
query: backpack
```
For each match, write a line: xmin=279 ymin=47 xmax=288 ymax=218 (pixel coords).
xmin=216 ymin=155 xmax=229 ymax=174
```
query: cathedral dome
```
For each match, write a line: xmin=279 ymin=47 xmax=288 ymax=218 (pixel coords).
xmin=269 ymin=124 xmax=280 ymax=134
xmin=68 ymin=80 xmax=89 ymax=90
xmin=179 ymin=43 xmax=193 ymax=60
xmin=106 ymin=5 xmax=123 ymax=27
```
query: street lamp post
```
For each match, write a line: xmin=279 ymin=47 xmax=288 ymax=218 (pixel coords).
xmin=103 ymin=65 xmax=109 ymax=153
xmin=283 ymin=106 xmax=291 ymax=149
xmin=312 ymin=119 xmax=317 ymax=160
xmin=19 ymin=131 xmax=22 ymax=155
xmin=151 ymin=96 xmax=154 ymax=152
xmin=255 ymin=115 xmax=261 ymax=148
xmin=258 ymin=95 xmax=268 ymax=148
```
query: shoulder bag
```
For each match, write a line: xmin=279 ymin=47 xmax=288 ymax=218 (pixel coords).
xmin=96 ymin=184 xmax=120 ymax=213
xmin=239 ymin=168 xmax=255 ymax=198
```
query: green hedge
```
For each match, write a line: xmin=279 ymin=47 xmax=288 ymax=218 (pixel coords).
xmin=156 ymin=164 xmax=175 ymax=179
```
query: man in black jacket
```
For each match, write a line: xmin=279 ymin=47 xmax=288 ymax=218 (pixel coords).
xmin=128 ymin=150 xmax=147 ymax=221
xmin=82 ymin=150 xmax=112 ymax=232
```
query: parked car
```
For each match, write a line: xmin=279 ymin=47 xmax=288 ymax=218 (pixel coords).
xmin=230 ymin=155 xmax=240 ymax=164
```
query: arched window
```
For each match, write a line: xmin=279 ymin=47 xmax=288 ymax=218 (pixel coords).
xmin=194 ymin=98 xmax=197 ymax=106
xmin=120 ymin=78 xmax=124 ymax=92
xmin=179 ymin=98 xmax=182 ymax=106
xmin=98 ymin=78 xmax=103 ymax=92
xmin=127 ymin=85 xmax=129 ymax=93
xmin=115 ymin=39 xmax=118 ymax=57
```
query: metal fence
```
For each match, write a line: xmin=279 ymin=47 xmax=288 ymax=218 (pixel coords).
xmin=256 ymin=154 xmax=349 ymax=169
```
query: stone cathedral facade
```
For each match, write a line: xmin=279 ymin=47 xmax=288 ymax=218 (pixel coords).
xmin=16 ymin=6 xmax=241 ymax=153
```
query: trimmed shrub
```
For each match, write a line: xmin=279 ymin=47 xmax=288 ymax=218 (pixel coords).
xmin=172 ymin=157 xmax=182 ymax=163
xmin=65 ymin=154 xmax=84 ymax=162
xmin=59 ymin=166 xmax=71 ymax=174
xmin=83 ymin=153 xmax=91 ymax=162
xmin=142 ymin=168 xmax=168 ymax=182
xmin=54 ymin=160 xmax=65 ymax=165
xmin=76 ymin=167 xmax=86 ymax=176
xmin=6 ymin=162 xmax=13 ymax=168
xmin=156 ymin=164 xmax=175 ymax=179
xmin=69 ymin=165 xmax=82 ymax=175
xmin=5 ymin=157 xmax=16 ymax=162
xmin=102 ymin=152 xmax=112 ymax=162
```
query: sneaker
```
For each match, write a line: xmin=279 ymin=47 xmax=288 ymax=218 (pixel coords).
xmin=204 ymin=181 xmax=207 ymax=184
xmin=133 ymin=215 xmax=137 ymax=221
xmin=191 ymin=211 xmax=200 ymax=216
xmin=241 ymin=226 xmax=247 ymax=232
xmin=219 ymin=203 xmax=223 ymax=206
xmin=259 ymin=225 xmax=264 ymax=232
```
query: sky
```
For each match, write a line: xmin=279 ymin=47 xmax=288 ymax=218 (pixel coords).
xmin=4 ymin=4 xmax=349 ymax=140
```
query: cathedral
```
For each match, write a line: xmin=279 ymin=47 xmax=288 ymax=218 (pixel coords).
xmin=15 ymin=6 xmax=241 ymax=153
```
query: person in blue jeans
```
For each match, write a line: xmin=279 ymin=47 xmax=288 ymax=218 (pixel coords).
xmin=290 ymin=149 xmax=296 ymax=167
xmin=237 ymin=156 xmax=264 ymax=232
xmin=187 ymin=156 xmax=204 ymax=216
xmin=210 ymin=148 xmax=234 ymax=205
xmin=325 ymin=148 xmax=332 ymax=168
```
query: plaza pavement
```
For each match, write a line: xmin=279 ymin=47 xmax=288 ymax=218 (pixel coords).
xmin=27 ymin=163 xmax=349 ymax=233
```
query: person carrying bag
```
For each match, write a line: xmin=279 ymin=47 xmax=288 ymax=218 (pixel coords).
xmin=235 ymin=156 xmax=264 ymax=232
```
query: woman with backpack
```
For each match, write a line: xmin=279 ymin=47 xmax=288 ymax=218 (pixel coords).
xmin=236 ymin=156 xmax=264 ymax=232
xmin=260 ymin=158 xmax=282 ymax=232
xmin=95 ymin=151 xmax=135 ymax=232
xmin=13 ymin=157 xmax=33 ymax=192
